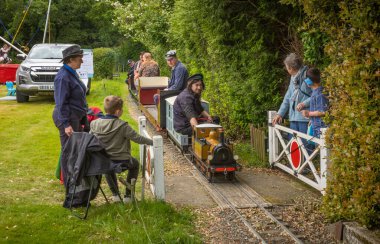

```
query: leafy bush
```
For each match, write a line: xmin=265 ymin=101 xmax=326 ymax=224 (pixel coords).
xmin=285 ymin=0 xmax=380 ymax=227
xmin=93 ymin=48 xmax=116 ymax=79
xmin=169 ymin=0 xmax=298 ymax=138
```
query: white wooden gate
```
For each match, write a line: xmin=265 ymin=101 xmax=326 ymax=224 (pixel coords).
xmin=268 ymin=111 xmax=329 ymax=194
xmin=138 ymin=116 xmax=165 ymax=200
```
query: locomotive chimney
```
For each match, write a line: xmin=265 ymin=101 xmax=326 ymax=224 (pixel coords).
xmin=218 ymin=128 xmax=225 ymax=144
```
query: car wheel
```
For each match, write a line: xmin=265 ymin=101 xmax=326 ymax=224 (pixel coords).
xmin=86 ymin=78 xmax=91 ymax=95
xmin=16 ymin=90 xmax=29 ymax=103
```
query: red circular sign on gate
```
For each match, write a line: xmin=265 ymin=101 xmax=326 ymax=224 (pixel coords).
xmin=290 ymin=140 xmax=302 ymax=169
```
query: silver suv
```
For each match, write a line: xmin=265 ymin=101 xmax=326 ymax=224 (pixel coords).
xmin=15 ymin=43 xmax=90 ymax=103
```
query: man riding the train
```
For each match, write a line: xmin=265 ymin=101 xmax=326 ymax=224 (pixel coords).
xmin=173 ymin=73 xmax=219 ymax=136
xmin=153 ymin=50 xmax=189 ymax=105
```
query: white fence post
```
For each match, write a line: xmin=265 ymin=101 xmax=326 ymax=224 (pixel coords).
xmin=138 ymin=116 xmax=165 ymax=200
xmin=320 ymin=128 xmax=329 ymax=194
xmin=268 ymin=111 xmax=277 ymax=166
xmin=138 ymin=116 xmax=146 ymax=200
xmin=153 ymin=136 xmax=165 ymax=200
xmin=268 ymin=111 xmax=274 ymax=166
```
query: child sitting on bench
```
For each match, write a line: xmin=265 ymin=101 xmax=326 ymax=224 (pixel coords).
xmin=90 ymin=95 xmax=153 ymax=203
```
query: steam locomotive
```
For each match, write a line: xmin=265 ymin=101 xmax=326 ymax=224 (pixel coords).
xmin=129 ymin=77 xmax=241 ymax=181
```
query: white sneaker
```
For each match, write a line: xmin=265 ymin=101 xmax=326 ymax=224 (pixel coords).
xmin=123 ymin=197 xmax=132 ymax=203
xmin=111 ymin=195 xmax=122 ymax=202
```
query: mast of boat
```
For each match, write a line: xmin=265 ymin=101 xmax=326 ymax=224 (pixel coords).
xmin=42 ymin=0 xmax=52 ymax=43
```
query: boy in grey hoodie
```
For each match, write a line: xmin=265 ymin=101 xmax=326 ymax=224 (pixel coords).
xmin=90 ymin=95 xmax=153 ymax=203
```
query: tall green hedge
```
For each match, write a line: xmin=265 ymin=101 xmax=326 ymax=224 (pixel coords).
xmin=169 ymin=0 xmax=289 ymax=137
xmin=291 ymin=0 xmax=379 ymax=227
xmin=93 ymin=48 xmax=116 ymax=79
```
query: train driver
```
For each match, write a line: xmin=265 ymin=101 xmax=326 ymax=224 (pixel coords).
xmin=173 ymin=74 xmax=217 ymax=136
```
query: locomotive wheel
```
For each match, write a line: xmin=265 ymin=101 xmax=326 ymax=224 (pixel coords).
xmin=227 ymin=171 xmax=236 ymax=181
xmin=207 ymin=171 xmax=213 ymax=183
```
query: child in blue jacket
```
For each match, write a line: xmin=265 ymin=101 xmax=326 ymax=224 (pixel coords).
xmin=301 ymin=68 xmax=329 ymax=138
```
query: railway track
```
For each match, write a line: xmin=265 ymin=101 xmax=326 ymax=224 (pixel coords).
xmin=127 ymin=94 xmax=305 ymax=243
xmin=183 ymin=153 xmax=304 ymax=244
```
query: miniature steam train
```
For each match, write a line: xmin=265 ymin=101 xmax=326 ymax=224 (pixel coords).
xmin=191 ymin=124 xmax=241 ymax=181
xmin=129 ymin=77 xmax=241 ymax=181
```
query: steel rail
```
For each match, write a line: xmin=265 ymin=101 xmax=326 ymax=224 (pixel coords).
xmin=129 ymin=91 xmax=303 ymax=243
xmin=185 ymin=155 xmax=266 ymax=243
xmin=235 ymin=176 xmax=303 ymax=243
xmin=183 ymin=153 xmax=303 ymax=243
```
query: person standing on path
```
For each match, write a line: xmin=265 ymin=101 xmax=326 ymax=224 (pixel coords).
xmin=272 ymin=53 xmax=312 ymax=136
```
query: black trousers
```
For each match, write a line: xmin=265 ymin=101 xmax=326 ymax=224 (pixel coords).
xmin=105 ymin=157 xmax=139 ymax=197
xmin=52 ymin=108 xmax=84 ymax=149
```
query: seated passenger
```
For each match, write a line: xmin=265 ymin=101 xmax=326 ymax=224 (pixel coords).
xmin=165 ymin=50 xmax=189 ymax=91
xmin=90 ymin=95 xmax=153 ymax=203
xmin=173 ymin=74 xmax=217 ymax=136
xmin=133 ymin=51 xmax=145 ymax=84
xmin=154 ymin=50 xmax=189 ymax=105
xmin=138 ymin=52 xmax=160 ymax=78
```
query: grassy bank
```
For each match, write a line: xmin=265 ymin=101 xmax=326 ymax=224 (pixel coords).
xmin=0 ymin=77 xmax=200 ymax=243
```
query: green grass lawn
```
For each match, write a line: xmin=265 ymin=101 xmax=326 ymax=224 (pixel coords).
xmin=0 ymin=77 xmax=201 ymax=243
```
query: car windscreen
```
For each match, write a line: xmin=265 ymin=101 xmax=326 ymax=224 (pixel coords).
xmin=28 ymin=46 xmax=68 ymax=59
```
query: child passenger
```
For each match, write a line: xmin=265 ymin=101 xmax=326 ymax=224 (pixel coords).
xmin=301 ymin=68 xmax=329 ymax=138
xmin=90 ymin=95 xmax=153 ymax=203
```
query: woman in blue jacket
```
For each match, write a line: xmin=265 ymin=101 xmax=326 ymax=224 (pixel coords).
xmin=272 ymin=53 xmax=312 ymax=135
xmin=52 ymin=44 xmax=87 ymax=149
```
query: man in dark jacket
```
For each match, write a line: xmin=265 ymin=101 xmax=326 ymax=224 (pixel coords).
xmin=153 ymin=50 xmax=189 ymax=105
xmin=165 ymin=50 xmax=189 ymax=91
xmin=173 ymin=74 xmax=214 ymax=136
